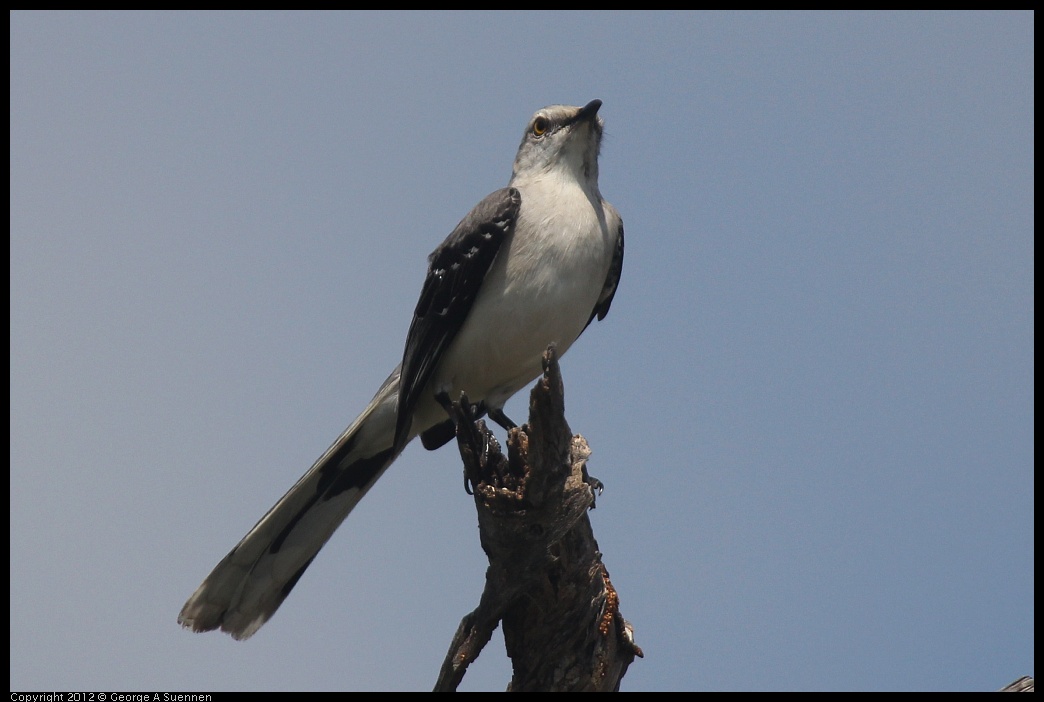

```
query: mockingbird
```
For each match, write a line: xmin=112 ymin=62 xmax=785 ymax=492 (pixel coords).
xmin=178 ymin=99 xmax=624 ymax=640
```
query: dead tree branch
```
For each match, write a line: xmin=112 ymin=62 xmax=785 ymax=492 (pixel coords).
xmin=434 ymin=345 xmax=642 ymax=691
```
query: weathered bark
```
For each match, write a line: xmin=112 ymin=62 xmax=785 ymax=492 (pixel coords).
xmin=434 ymin=346 xmax=642 ymax=692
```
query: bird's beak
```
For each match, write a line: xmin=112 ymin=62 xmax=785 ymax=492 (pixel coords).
xmin=569 ymin=99 xmax=602 ymax=126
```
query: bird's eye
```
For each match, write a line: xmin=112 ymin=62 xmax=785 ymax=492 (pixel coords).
xmin=532 ymin=116 xmax=548 ymax=136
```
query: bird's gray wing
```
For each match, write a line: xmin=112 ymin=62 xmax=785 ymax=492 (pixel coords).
xmin=586 ymin=218 xmax=625 ymax=328
xmin=393 ymin=186 xmax=522 ymax=450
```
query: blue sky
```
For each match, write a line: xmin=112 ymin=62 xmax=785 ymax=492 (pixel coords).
xmin=10 ymin=11 xmax=1033 ymax=692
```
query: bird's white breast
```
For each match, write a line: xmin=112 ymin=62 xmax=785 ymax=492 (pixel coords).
xmin=416 ymin=178 xmax=618 ymax=427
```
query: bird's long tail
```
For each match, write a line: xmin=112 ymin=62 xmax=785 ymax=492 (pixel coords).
xmin=178 ymin=368 xmax=404 ymax=640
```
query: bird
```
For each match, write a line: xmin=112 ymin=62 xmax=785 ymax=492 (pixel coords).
xmin=178 ymin=99 xmax=624 ymax=640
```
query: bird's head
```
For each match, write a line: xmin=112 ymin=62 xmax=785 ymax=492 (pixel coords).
xmin=511 ymin=100 xmax=604 ymax=185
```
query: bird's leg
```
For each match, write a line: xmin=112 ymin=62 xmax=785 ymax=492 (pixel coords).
xmin=582 ymin=463 xmax=604 ymax=507
xmin=487 ymin=407 xmax=518 ymax=432
xmin=436 ymin=391 xmax=498 ymax=494
xmin=435 ymin=391 xmax=486 ymax=422
xmin=434 ymin=391 xmax=456 ymax=419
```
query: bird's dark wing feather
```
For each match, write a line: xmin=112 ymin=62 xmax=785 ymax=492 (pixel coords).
xmin=394 ymin=187 xmax=522 ymax=451
xmin=586 ymin=219 xmax=625 ymax=329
